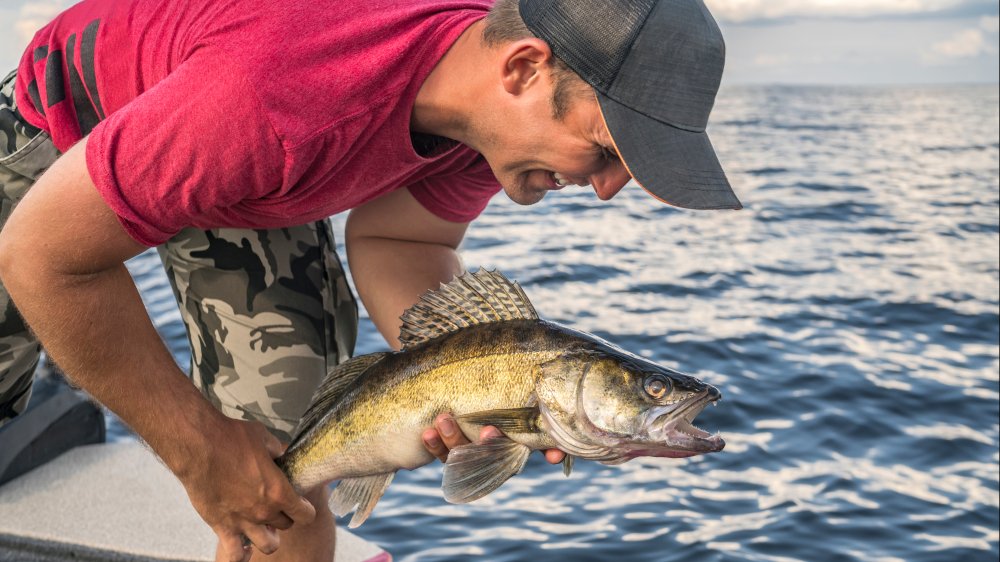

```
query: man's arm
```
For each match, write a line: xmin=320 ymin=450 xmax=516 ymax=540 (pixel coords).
xmin=345 ymin=187 xmax=468 ymax=350
xmin=0 ymin=138 xmax=313 ymax=562
xmin=345 ymin=187 xmax=565 ymax=464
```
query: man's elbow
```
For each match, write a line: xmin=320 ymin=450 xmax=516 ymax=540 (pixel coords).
xmin=0 ymin=222 xmax=39 ymax=297
xmin=0 ymin=226 xmax=22 ymax=286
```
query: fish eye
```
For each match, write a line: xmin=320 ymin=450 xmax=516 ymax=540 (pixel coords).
xmin=643 ymin=376 xmax=671 ymax=399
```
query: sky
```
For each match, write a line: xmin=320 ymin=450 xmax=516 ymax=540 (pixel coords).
xmin=0 ymin=0 xmax=998 ymax=85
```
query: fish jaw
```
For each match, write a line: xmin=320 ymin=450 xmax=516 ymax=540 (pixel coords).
xmin=632 ymin=387 xmax=725 ymax=459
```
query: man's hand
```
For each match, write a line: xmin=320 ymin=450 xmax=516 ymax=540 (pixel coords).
xmin=178 ymin=417 xmax=316 ymax=562
xmin=422 ymin=413 xmax=566 ymax=464
xmin=0 ymin=138 xmax=315 ymax=562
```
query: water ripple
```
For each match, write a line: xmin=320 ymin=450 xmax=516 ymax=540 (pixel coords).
xmin=114 ymin=84 xmax=999 ymax=561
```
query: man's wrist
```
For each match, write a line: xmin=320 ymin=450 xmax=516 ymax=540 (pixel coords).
xmin=136 ymin=387 xmax=230 ymax=480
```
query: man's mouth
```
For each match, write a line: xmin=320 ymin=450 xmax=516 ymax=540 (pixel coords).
xmin=550 ymin=172 xmax=589 ymax=189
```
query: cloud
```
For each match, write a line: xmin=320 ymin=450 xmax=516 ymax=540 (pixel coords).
xmin=705 ymin=0 xmax=986 ymax=23
xmin=932 ymin=29 xmax=992 ymax=57
xmin=14 ymin=1 xmax=74 ymax=46
xmin=922 ymin=25 xmax=999 ymax=62
xmin=752 ymin=54 xmax=791 ymax=67
xmin=981 ymin=15 xmax=1000 ymax=32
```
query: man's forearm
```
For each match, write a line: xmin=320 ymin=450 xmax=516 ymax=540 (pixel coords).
xmin=0 ymin=259 xmax=224 ymax=476
xmin=343 ymin=186 xmax=469 ymax=349
xmin=0 ymin=136 xmax=315 ymax=560
xmin=346 ymin=235 xmax=464 ymax=349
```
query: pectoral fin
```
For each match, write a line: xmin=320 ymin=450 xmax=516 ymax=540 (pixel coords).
xmin=562 ymin=454 xmax=574 ymax=477
xmin=442 ymin=436 xmax=530 ymax=504
xmin=455 ymin=407 xmax=541 ymax=433
xmin=329 ymin=472 xmax=395 ymax=528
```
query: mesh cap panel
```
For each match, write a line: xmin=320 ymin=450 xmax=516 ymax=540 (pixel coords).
xmin=606 ymin=0 xmax=725 ymax=130
xmin=519 ymin=0 xmax=656 ymax=92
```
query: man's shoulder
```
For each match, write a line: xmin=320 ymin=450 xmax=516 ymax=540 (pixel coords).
xmin=226 ymin=0 xmax=492 ymax=145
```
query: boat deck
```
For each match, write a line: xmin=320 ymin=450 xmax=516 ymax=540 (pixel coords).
xmin=0 ymin=442 xmax=389 ymax=561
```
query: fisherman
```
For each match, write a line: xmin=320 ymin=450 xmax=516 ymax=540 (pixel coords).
xmin=0 ymin=0 xmax=739 ymax=560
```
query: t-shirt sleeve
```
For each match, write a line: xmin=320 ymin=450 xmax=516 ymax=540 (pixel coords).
xmin=407 ymin=153 xmax=502 ymax=223
xmin=85 ymin=51 xmax=285 ymax=246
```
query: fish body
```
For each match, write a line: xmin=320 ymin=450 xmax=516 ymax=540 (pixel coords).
xmin=282 ymin=320 xmax=561 ymax=486
xmin=276 ymin=270 xmax=724 ymax=527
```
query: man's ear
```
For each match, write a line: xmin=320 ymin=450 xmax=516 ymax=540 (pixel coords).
xmin=497 ymin=38 xmax=554 ymax=95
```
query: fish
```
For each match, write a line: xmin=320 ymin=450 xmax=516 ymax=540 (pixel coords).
xmin=276 ymin=269 xmax=725 ymax=527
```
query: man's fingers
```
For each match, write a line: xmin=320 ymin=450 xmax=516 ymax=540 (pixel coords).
xmin=422 ymin=416 xmax=509 ymax=463
xmin=280 ymin=493 xmax=317 ymax=525
xmin=476 ymin=427 xmax=562 ymax=463
xmin=422 ymin=428 xmax=449 ymax=463
xmin=266 ymin=512 xmax=295 ymax=531
xmin=480 ymin=426 xmax=503 ymax=441
xmin=215 ymin=532 xmax=251 ymax=562
xmin=544 ymin=448 xmax=566 ymax=464
xmin=434 ymin=413 xmax=470 ymax=449
xmin=261 ymin=430 xmax=287 ymax=459
xmin=242 ymin=525 xmax=280 ymax=556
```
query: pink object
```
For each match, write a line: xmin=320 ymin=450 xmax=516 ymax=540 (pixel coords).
xmin=362 ymin=553 xmax=393 ymax=562
xmin=17 ymin=0 xmax=501 ymax=246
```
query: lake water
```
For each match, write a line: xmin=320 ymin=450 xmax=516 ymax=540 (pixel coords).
xmin=121 ymin=84 xmax=1000 ymax=562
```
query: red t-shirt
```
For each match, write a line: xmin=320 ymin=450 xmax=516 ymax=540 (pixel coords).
xmin=15 ymin=0 xmax=502 ymax=246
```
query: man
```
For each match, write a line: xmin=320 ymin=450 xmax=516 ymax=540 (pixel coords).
xmin=0 ymin=0 xmax=740 ymax=560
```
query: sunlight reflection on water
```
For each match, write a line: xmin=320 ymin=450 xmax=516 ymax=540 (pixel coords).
xmin=121 ymin=84 xmax=999 ymax=561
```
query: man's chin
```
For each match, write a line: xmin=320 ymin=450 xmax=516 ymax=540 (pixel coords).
xmin=502 ymin=185 xmax=548 ymax=206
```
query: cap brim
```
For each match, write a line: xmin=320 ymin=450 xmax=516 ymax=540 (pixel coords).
xmin=598 ymin=93 xmax=742 ymax=210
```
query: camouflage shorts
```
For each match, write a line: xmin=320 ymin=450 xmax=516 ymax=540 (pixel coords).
xmin=0 ymin=71 xmax=358 ymax=441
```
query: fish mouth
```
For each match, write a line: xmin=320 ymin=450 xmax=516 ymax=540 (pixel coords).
xmin=639 ymin=388 xmax=725 ymax=458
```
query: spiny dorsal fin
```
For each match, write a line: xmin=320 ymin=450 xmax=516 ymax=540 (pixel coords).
xmin=398 ymin=269 xmax=538 ymax=349
xmin=290 ymin=352 xmax=387 ymax=443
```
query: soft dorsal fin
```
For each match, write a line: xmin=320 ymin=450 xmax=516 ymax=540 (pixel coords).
xmin=398 ymin=269 xmax=538 ymax=349
xmin=289 ymin=352 xmax=387 ymax=443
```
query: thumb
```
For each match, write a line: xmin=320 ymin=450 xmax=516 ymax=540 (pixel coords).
xmin=261 ymin=429 xmax=288 ymax=459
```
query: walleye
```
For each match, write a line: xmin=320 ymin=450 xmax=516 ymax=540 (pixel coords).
xmin=276 ymin=269 xmax=724 ymax=527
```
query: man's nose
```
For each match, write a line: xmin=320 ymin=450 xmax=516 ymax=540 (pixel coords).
xmin=590 ymin=162 xmax=631 ymax=200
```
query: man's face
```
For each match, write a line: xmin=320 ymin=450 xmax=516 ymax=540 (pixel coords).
xmin=483 ymin=88 xmax=633 ymax=206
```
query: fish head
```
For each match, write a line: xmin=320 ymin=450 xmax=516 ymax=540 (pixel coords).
xmin=579 ymin=353 xmax=725 ymax=459
xmin=536 ymin=346 xmax=724 ymax=461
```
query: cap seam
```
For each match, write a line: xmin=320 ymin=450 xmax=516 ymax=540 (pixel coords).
xmin=602 ymin=91 xmax=706 ymax=133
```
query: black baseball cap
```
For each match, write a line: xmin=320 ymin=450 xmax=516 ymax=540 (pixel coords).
xmin=519 ymin=0 xmax=741 ymax=210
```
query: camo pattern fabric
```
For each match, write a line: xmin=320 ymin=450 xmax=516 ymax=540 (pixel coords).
xmin=158 ymin=223 xmax=359 ymax=441
xmin=0 ymin=70 xmax=59 ymax=427
xmin=0 ymin=70 xmax=360 ymax=438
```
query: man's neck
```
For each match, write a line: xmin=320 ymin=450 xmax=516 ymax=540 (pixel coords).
xmin=411 ymin=20 xmax=490 ymax=153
